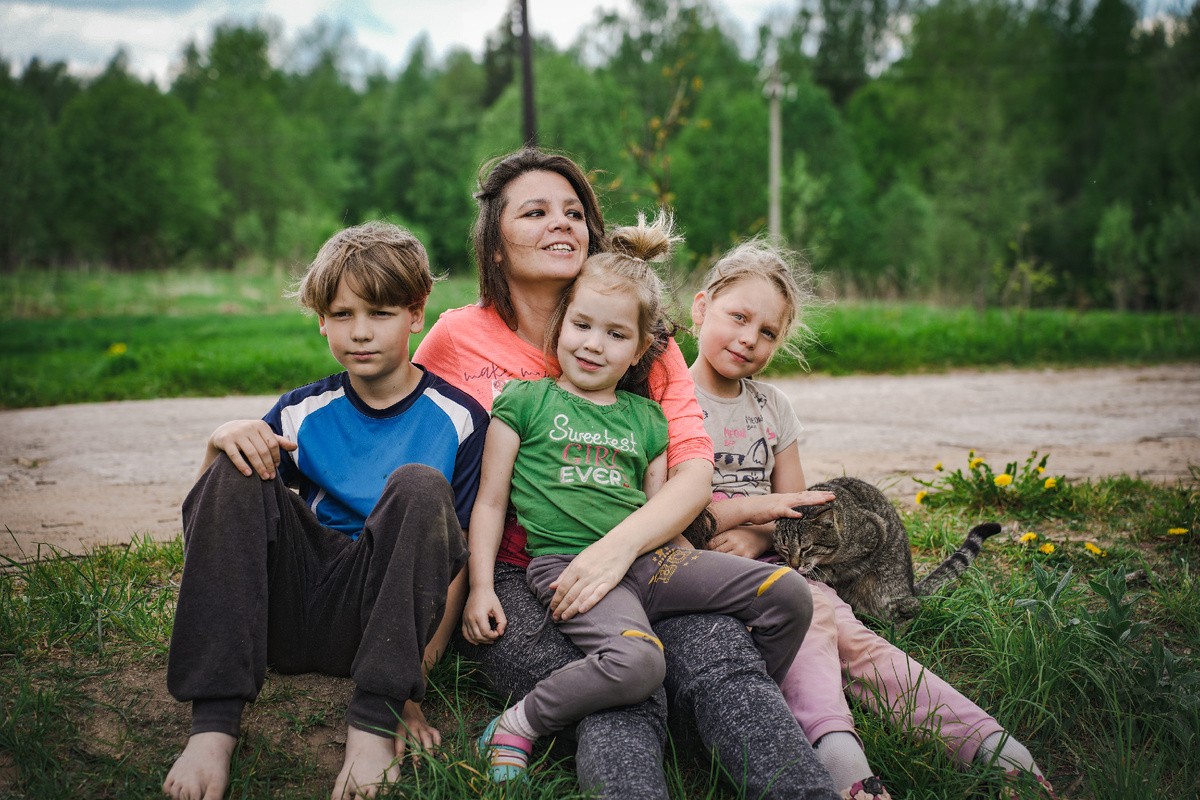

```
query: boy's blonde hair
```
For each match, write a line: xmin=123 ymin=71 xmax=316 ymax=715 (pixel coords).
xmin=294 ymin=222 xmax=436 ymax=315
xmin=546 ymin=209 xmax=681 ymax=398
xmin=698 ymin=238 xmax=819 ymax=365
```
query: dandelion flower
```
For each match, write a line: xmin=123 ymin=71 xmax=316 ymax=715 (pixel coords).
xmin=935 ymin=462 xmax=943 ymax=472
xmin=915 ymin=490 xmax=928 ymax=505
xmin=994 ymin=474 xmax=1013 ymax=487
xmin=1019 ymin=532 xmax=1039 ymax=543
xmin=1169 ymin=527 xmax=1189 ymax=535
xmin=1037 ymin=466 xmax=1045 ymax=475
xmin=108 ymin=342 xmax=128 ymax=356
xmin=969 ymin=449 xmax=975 ymax=458
xmin=969 ymin=457 xmax=985 ymax=469
xmin=1044 ymin=477 xmax=1057 ymax=489
xmin=1084 ymin=542 xmax=1106 ymax=557
xmin=1039 ymin=543 xmax=1056 ymax=555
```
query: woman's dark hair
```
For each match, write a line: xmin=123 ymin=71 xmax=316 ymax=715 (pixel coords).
xmin=472 ymin=148 xmax=608 ymax=330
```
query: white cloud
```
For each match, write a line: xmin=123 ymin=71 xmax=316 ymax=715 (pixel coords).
xmin=1 ymin=0 xmax=787 ymax=85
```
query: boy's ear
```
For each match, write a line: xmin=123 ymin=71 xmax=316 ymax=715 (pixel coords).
xmin=691 ymin=292 xmax=707 ymax=326
xmin=409 ymin=305 xmax=425 ymax=333
xmin=318 ymin=314 xmax=328 ymax=338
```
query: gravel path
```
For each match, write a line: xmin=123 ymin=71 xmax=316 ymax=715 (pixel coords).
xmin=2 ymin=364 xmax=1197 ymax=559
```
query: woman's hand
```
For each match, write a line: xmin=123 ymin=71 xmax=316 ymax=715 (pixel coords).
xmin=549 ymin=536 xmax=636 ymax=621
xmin=462 ymin=588 xmax=506 ymax=644
xmin=707 ymin=526 xmax=774 ymax=559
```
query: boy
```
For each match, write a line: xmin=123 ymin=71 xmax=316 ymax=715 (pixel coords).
xmin=162 ymin=222 xmax=487 ymax=800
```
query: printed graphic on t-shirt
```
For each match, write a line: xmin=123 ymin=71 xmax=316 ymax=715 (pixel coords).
xmin=549 ymin=412 xmax=640 ymax=488
xmin=462 ymin=361 xmax=549 ymax=401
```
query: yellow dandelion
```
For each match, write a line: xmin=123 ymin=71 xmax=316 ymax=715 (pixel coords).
xmin=935 ymin=462 xmax=943 ymax=471
xmin=994 ymin=474 xmax=1013 ymax=487
xmin=1037 ymin=466 xmax=1045 ymax=474
xmin=915 ymin=490 xmax=929 ymax=505
xmin=1019 ymin=532 xmax=1039 ymax=543
xmin=1169 ymin=527 xmax=1189 ymax=535
xmin=969 ymin=449 xmax=975 ymax=458
xmin=107 ymin=342 xmax=128 ymax=356
xmin=1039 ymin=543 xmax=1056 ymax=555
xmin=1084 ymin=542 xmax=1106 ymax=557
xmin=969 ymin=457 xmax=985 ymax=469
xmin=1044 ymin=477 xmax=1057 ymax=489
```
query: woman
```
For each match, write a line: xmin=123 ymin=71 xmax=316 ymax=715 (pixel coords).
xmin=414 ymin=148 xmax=838 ymax=800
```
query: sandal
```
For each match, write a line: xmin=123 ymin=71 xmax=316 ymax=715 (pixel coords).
xmin=478 ymin=714 xmax=533 ymax=783
xmin=843 ymin=776 xmax=893 ymax=800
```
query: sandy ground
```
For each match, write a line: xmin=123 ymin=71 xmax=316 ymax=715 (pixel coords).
xmin=1 ymin=364 xmax=1197 ymax=560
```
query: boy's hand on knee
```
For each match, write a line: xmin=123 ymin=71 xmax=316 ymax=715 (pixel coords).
xmin=209 ymin=420 xmax=297 ymax=480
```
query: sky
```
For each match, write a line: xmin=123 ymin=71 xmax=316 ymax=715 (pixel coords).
xmin=0 ymin=0 xmax=791 ymax=86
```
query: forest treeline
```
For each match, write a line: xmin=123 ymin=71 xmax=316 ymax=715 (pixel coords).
xmin=1 ymin=0 xmax=1198 ymax=311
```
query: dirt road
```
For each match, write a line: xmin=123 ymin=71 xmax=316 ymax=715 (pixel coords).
xmin=2 ymin=364 xmax=1197 ymax=559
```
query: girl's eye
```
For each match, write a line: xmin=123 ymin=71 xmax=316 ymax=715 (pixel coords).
xmin=573 ymin=321 xmax=589 ymax=330
xmin=762 ymin=329 xmax=777 ymax=340
xmin=609 ymin=330 xmax=626 ymax=340
xmin=731 ymin=313 xmax=745 ymax=322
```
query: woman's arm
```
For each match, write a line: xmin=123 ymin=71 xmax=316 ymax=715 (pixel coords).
xmin=548 ymin=456 xmax=713 ymax=621
xmin=461 ymin=420 xmax=520 ymax=644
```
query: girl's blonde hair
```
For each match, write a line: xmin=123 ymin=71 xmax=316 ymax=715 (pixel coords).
xmin=546 ymin=209 xmax=682 ymax=399
xmin=698 ymin=238 xmax=819 ymax=366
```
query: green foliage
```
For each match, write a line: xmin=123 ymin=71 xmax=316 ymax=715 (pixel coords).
xmin=914 ymin=451 xmax=1077 ymax=521
xmin=2 ymin=0 xmax=1199 ymax=309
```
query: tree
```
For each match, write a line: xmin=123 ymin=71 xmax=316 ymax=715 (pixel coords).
xmin=55 ymin=53 xmax=218 ymax=266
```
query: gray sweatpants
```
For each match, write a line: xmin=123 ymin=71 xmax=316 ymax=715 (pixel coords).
xmin=166 ymin=456 xmax=468 ymax=738
xmin=520 ymin=546 xmax=812 ymax=737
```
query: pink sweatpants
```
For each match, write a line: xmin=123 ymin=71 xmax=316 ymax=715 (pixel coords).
xmin=780 ymin=579 xmax=1002 ymax=764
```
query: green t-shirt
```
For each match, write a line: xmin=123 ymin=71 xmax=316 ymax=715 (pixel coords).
xmin=492 ymin=378 xmax=670 ymax=557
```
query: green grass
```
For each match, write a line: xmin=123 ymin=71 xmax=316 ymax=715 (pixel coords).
xmin=2 ymin=473 xmax=1197 ymax=798
xmin=2 ymin=265 xmax=1198 ymax=408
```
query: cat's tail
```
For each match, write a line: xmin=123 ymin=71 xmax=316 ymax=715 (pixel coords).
xmin=913 ymin=522 xmax=1002 ymax=597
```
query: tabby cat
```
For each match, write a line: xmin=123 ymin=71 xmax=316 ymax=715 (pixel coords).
xmin=772 ymin=476 xmax=1000 ymax=623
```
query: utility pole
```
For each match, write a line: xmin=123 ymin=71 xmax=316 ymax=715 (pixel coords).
xmin=517 ymin=0 xmax=537 ymax=146
xmin=766 ymin=57 xmax=783 ymax=243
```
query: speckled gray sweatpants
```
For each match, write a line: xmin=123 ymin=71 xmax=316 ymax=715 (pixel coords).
xmin=455 ymin=561 xmax=839 ymax=800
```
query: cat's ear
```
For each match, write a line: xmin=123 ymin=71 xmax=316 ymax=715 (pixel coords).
xmin=691 ymin=291 xmax=708 ymax=326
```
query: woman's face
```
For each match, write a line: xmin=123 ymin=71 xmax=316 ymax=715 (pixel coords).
xmin=496 ymin=170 xmax=589 ymax=288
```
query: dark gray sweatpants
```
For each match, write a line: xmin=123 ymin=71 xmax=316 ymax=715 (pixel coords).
xmin=520 ymin=546 xmax=812 ymax=737
xmin=166 ymin=456 xmax=468 ymax=738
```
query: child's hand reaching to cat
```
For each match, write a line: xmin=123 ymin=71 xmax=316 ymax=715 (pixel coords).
xmin=743 ymin=490 xmax=835 ymax=525
xmin=462 ymin=588 xmax=506 ymax=644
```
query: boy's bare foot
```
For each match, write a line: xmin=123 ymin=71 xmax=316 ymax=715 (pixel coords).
xmin=332 ymin=727 xmax=401 ymax=800
xmin=163 ymin=731 xmax=237 ymax=800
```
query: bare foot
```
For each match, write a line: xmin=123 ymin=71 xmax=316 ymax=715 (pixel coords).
xmin=162 ymin=731 xmax=237 ymax=800
xmin=331 ymin=726 xmax=400 ymax=800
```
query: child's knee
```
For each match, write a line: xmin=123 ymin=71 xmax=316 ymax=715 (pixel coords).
xmin=383 ymin=463 xmax=452 ymax=502
xmin=608 ymin=634 xmax=667 ymax=704
xmin=756 ymin=568 xmax=814 ymax=635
